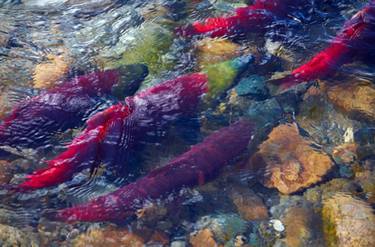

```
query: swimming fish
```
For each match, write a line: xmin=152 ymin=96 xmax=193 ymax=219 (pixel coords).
xmin=0 ymin=64 xmax=148 ymax=151
xmin=53 ymin=119 xmax=254 ymax=222
xmin=177 ymin=0 xmax=297 ymax=38
xmin=271 ymin=0 xmax=375 ymax=90
xmin=18 ymin=73 xmax=209 ymax=190
xmin=16 ymin=55 xmax=252 ymax=190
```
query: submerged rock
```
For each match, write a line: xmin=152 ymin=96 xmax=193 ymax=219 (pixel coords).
xmin=248 ymin=123 xmax=334 ymax=194
xmin=282 ymin=206 xmax=324 ymax=247
xmin=195 ymin=214 xmax=248 ymax=243
xmin=229 ymin=187 xmax=268 ymax=221
xmin=322 ymin=193 xmax=375 ymax=247
xmin=103 ymin=23 xmax=174 ymax=77
xmin=72 ymin=226 xmax=144 ymax=247
xmin=296 ymin=84 xmax=357 ymax=148
xmin=0 ymin=160 xmax=13 ymax=184
xmin=190 ymin=228 xmax=221 ymax=247
xmin=332 ymin=143 xmax=358 ymax=165
xmin=196 ymin=38 xmax=243 ymax=68
xmin=0 ymin=224 xmax=39 ymax=247
xmin=246 ymin=98 xmax=284 ymax=129
xmin=234 ymin=75 xmax=268 ymax=99
xmin=325 ymin=80 xmax=375 ymax=123
xmin=33 ymin=54 xmax=69 ymax=89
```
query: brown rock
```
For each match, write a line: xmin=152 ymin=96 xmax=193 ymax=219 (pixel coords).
xmin=229 ymin=187 xmax=268 ymax=221
xmin=282 ymin=206 xmax=324 ymax=247
xmin=332 ymin=143 xmax=358 ymax=165
xmin=248 ymin=123 xmax=333 ymax=194
xmin=322 ymin=193 xmax=375 ymax=247
xmin=73 ymin=226 xmax=144 ymax=247
xmin=0 ymin=160 xmax=14 ymax=184
xmin=190 ymin=228 xmax=222 ymax=247
xmin=146 ymin=231 xmax=169 ymax=246
xmin=325 ymin=80 xmax=375 ymax=122
xmin=33 ymin=54 xmax=69 ymax=89
xmin=196 ymin=38 xmax=243 ymax=68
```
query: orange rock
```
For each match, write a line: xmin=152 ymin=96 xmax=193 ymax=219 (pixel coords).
xmin=325 ymin=80 xmax=375 ymax=122
xmin=229 ymin=187 xmax=268 ymax=221
xmin=73 ymin=226 xmax=144 ymax=247
xmin=190 ymin=228 xmax=222 ymax=247
xmin=33 ymin=54 xmax=69 ymax=89
xmin=196 ymin=38 xmax=243 ymax=68
xmin=248 ymin=123 xmax=333 ymax=194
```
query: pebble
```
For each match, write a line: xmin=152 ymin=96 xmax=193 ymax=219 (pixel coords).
xmin=270 ymin=219 xmax=285 ymax=232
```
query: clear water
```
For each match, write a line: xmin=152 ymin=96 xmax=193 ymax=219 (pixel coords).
xmin=0 ymin=0 xmax=374 ymax=246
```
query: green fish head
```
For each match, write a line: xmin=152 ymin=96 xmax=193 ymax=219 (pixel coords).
xmin=204 ymin=54 xmax=254 ymax=98
xmin=111 ymin=64 xmax=149 ymax=99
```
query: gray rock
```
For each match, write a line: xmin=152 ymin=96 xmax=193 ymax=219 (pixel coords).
xmin=0 ymin=224 xmax=39 ymax=247
xmin=235 ymin=75 xmax=268 ymax=99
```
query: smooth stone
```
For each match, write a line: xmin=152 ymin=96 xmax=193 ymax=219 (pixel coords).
xmin=72 ymin=226 xmax=144 ymax=247
xmin=229 ymin=187 xmax=268 ymax=221
xmin=196 ymin=38 xmax=243 ymax=68
xmin=171 ymin=240 xmax=186 ymax=247
xmin=322 ymin=193 xmax=375 ymax=247
xmin=270 ymin=219 xmax=285 ymax=232
xmin=105 ymin=23 xmax=174 ymax=77
xmin=234 ymin=75 xmax=268 ymax=99
xmin=324 ymin=80 xmax=375 ymax=123
xmin=282 ymin=205 xmax=324 ymax=247
xmin=190 ymin=229 xmax=222 ymax=247
xmin=33 ymin=54 xmax=69 ymax=89
xmin=248 ymin=123 xmax=334 ymax=194
xmin=246 ymin=98 xmax=284 ymax=129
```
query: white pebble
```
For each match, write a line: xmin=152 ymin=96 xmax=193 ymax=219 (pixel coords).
xmin=270 ymin=219 xmax=285 ymax=232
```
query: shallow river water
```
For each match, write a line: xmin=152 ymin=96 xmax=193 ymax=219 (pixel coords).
xmin=0 ymin=0 xmax=374 ymax=246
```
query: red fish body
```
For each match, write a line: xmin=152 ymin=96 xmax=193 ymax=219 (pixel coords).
xmin=274 ymin=0 xmax=375 ymax=89
xmin=18 ymin=73 xmax=208 ymax=190
xmin=0 ymin=65 xmax=148 ymax=151
xmin=177 ymin=0 xmax=297 ymax=38
xmin=54 ymin=119 xmax=254 ymax=222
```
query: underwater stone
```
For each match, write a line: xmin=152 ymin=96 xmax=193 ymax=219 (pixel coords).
xmin=72 ymin=226 xmax=144 ymax=247
xmin=282 ymin=205 xmax=324 ymax=247
xmin=229 ymin=187 xmax=268 ymax=221
xmin=322 ymin=193 xmax=375 ymax=247
xmin=332 ymin=143 xmax=358 ymax=165
xmin=195 ymin=214 xmax=248 ymax=244
xmin=196 ymin=38 xmax=243 ymax=68
xmin=248 ymin=123 xmax=333 ymax=194
xmin=0 ymin=224 xmax=39 ymax=247
xmin=190 ymin=228 xmax=220 ymax=247
xmin=0 ymin=160 xmax=13 ymax=184
xmin=325 ymin=80 xmax=375 ymax=123
xmin=104 ymin=23 xmax=174 ymax=77
xmin=234 ymin=75 xmax=268 ymax=99
xmin=246 ymin=98 xmax=283 ymax=129
xmin=33 ymin=54 xmax=70 ymax=89
xmin=269 ymin=219 xmax=284 ymax=232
